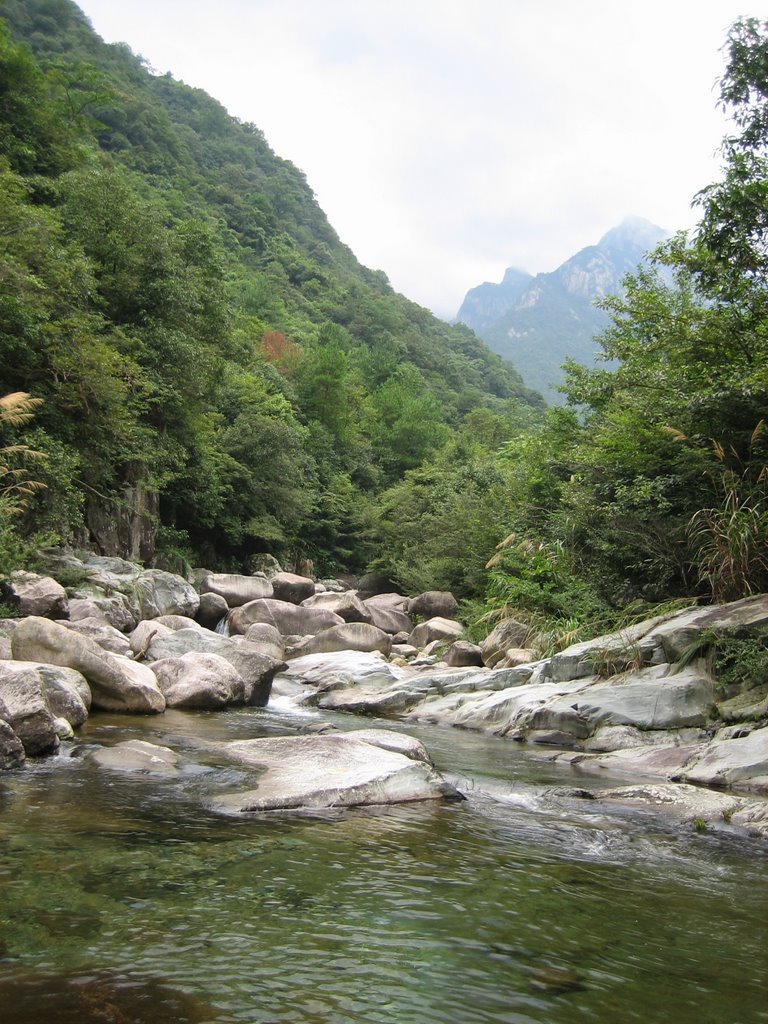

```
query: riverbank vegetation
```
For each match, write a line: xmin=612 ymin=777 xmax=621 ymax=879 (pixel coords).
xmin=1 ymin=3 xmax=767 ymax=652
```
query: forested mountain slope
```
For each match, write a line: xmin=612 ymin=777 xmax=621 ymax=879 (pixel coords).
xmin=0 ymin=0 xmax=542 ymax=573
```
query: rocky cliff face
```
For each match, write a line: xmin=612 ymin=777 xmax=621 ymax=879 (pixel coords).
xmin=456 ymin=217 xmax=669 ymax=403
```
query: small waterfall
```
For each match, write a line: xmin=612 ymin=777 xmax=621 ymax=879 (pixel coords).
xmin=214 ymin=612 xmax=231 ymax=636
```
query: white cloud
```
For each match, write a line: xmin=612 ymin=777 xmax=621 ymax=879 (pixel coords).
xmin=78 ymin=0 xmax=757 ymax=317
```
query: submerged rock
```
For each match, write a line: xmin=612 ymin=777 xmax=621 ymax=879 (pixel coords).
xmin=89 ymin=739 xmax=181 ymax=774
xmin=209 ymin=732 xmax=460 ymax=813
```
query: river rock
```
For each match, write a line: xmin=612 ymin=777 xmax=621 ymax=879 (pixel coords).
xmin=678 ymin=727 xmax=768 ymax=791
xmin=363 ymin=599 xmax=413 ymax=635
xmin=196 ymin=591 xmax=229 ymax=630
xmin=56 ymin=618 xmax=133 ymax=657
xmin=600 ymin=782 xmax=744 ymax=828
xmin=0 ymin=661 xmax=59 ymax=756
xmin=288 ymin=623 xmax=392 ymax=659
xmin=480 ymin=619 xmax=531 ymax=668
xmin=407 ymin=591 xmax=459 ymax=620
xmin=70 ymin=591 xmax=139 ymax=632
xmin=278 ymin=650 xmax=404 ymax=692
xmin=200 ymin=573 xmax=273 ymax=607
xmin=135 ymin=569 xmax=199 ymax=620
xmin=0 ymin=718 xmax=25 ymax=768
xmin=346 ymin=728 xmax=433 ymax=763
xmin=516 ymin=662 xmax=716 ymax=744
xmin=3 ymin=572 xmax=68 ymax=619
xmin=138 ymin=626 xmax=283 ymax=706
xmin=409 ymin=617 xmax=464 ymax=649
xmin=301 ymin=591 xmax=372 ymax=623
xmin=270 ymin=572 xmax=315 ymax=604
xmin=37 ymin=664 xmax=91 ymax=727
xmin=243 ymin=622 xmax=285 ymax=660
xmin=81 ymin=554 xmax=142 ymax=595
xmin=150 ymin=652 xmax=247 ymax=709
xmin=153 ymin=615 xmax=201 ymax=631
xmin=67 ymin=598 xmax=110 ymax=624
xmin=209 ymin=733 xmax=459 ymax=813
xmin=445 ymin=641 xmax=484 ymax=667
xmin=89 ymin=739 xmax=181 ymax=775
xmin=228 ymin=598 xmax=343 ymax=638
xmin=11 ymin=617 xmax=165 ymax=714
xmin=645 ymin=595 xmax=768 ymax=662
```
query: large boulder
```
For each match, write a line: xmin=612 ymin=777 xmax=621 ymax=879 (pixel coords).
xmin=37 ymin=664 xmax=91 ymax=727
xmin=270 ymin=572 xmax=315 ymax=605
xmin=518 ymin=662 xmax=716 ymax=743
xmin=288 ymin=623 xmax=392 ymax=659
xmin=409 ymin=617 xmax=464 ymax=649
xmin=3 ymin=572 xmax=68 ymax=619
xmin=0 ymin=661 xmax=59 ymax=756
xmin=134 ymin=569 xmax=199 ymax=620
xmin=56 ymin=618 xmax=133 ymax=657
xmin=480 ymin=619 xmax=531 ymax=668
xmin=0 ymin=718 xmax=24 ymax=769
xmin=69 ymin=591 xmax=139 ymax=632
xmin=200 ymin=573 xmax=273 ymax=607
xmin=196 ymin=591 xmax=229 ymax=631
xmin=679 ymin=727 xmax=768 ymax=791
xmin=445 ymin=641 xmax=484 ymax=668
xmin=137 ymin=626 xmax=284 ymax=706
xmin=243 ymin=622 xmax=285 ymax=661
xmin=407 ymin=591 xmax=459 ymax=620
xmin=81 ymin=555 xmax=142 ymax=596
xmin=363 ymin=599 xmax=413 ymax=636
xmin=278 ymin=650 xmax=404 ymax=691
xmin=301 ymin=591 xmax=373 ymax=623
xmin=228 ymin=598 xmax=343 ymax=638
xmin=11 ymin=617 xmax=165 ymax=714
xmin=150 ymin=652 xmax=247 ymax=709
xmin=209 ymin=732 xmax=460 ymax=813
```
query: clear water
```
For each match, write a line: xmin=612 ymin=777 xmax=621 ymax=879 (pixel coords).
xmin=1 ymin=704 xmax=767 ymax=1024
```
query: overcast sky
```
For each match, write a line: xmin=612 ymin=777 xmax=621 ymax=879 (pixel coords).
xmin=77 ymin=0 xmax=756 ymax=319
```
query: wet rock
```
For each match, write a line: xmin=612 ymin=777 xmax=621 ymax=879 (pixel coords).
xmin=0 ymin=661 xmax=58 ymax=756
xmin=210 ymin=732 xmax=460 ymax=813
xmin=37 ymin=664 xmax=91 ymax=727
xmin=137 ymin=626 xmax=284 ymax=706
xmin=89 ymin=739 xmax=181 ymax=774
xmin=0 ymin=717 xmax=25 ymax=767
xmin=201 ymin=572 xmax=273 ymax=607
xmin=11 ymin=617 xmax=165 ymax=714
xmin=599 ymin=781 xmax=744 ymax=826
xmin=347 ymin=728 xmax=433 ymax=763
xmin=196 ymin=591 xmax=229 ymax=630
xmin=278 ymin=650 xmax=404 ymax=692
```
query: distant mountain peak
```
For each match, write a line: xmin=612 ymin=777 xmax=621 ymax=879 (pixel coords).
xmin=455 ymin=217 xmax=670 ymax=404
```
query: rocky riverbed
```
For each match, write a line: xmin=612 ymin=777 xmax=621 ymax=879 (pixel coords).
xmin=1 ymin=553 xmax=768 ymax=837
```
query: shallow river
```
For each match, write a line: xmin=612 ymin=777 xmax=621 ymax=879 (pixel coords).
xmin=1 ymin=701 xmax=767 ymax=1024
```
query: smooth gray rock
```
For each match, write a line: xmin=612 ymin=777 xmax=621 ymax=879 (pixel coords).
xmin=37 ymin=664 xmax=91 ymax=727
xmin=0 ymin=718 xmax=24 ymax=768
xmin=288 ymin=623 xmax=392 ymax=659
xmin=278 ymin=650 xmax=404 ymax=692
xmin=210 ymin=733 xmax=459 ymax=813
xmin=137 ymin=627 xmax=283 ymax=706
xmin=480 ymin=619 xmax=531 ymax=668
xmin=519 ymin=662 xmax=716 ymax=741
xmin=11 ymin=617 xmax=165 ymax=714
xmin=679 ymin=727 xmax=768 ymax=791
xmin=346 ymin=728 xmax=433 ymax=763
xmin=409 ymin=617 xmax=464 ymax=649
xmin=243 ymin=622 xmax=285 ymax=660
xmin=89 ymin=739 xmax=181 ymax=774
xmin=363 ymin=600 xmax=413 ymax=636
xmin=196 ymin=591 xmax=229 ymax=630
xmin=228 ymin=599 xmax=343 ymax=638
xmin=56 ymin=618 xmax=133 ymax=657
xmin=301 ymin=591 xmax=372 ymax=623
xmin=407 ymin=591 xmax=459 ymax=620
xmin=0 ymin=661 xmax=58 ymax=756
xmin=135 ymin=569 xmax=199 ymax=620
xmin=4 ymin=572 xmax=68 ymax=619
xmin=150 ymin=652 xmax=246 ymax=709
xmin=270 ymin=572 xmax=315 ymax=605
xmin=67 ymin=598 xmax=110 ymax=624
xmin=445 ymin=640 xmax=484 ymax=667
xmin=201 ymin=573 xmax=273 ymax=607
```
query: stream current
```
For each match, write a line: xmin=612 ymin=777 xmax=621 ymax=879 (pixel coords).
xmin=1 ymin=700 xmax=767 ymax=1024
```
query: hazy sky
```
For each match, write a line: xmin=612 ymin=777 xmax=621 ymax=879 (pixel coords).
xmin=77 ymin=0 xmax=756 ymax=318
